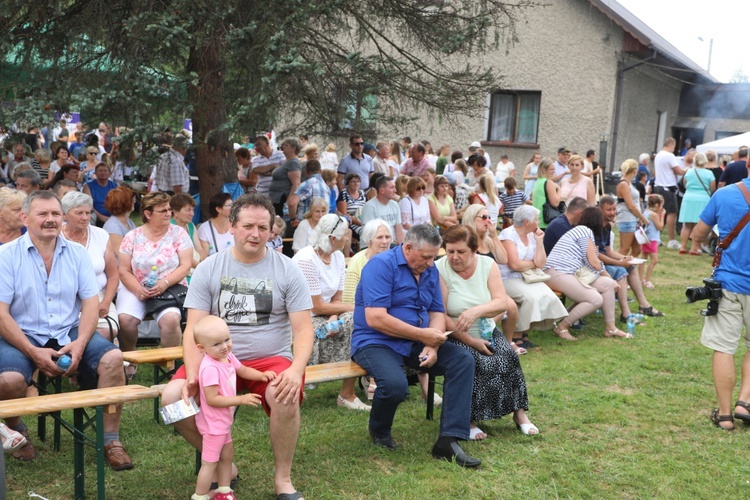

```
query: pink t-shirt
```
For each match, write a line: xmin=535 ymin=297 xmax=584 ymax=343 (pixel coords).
xmin=195 ymin=352 xmax=241 ymax=435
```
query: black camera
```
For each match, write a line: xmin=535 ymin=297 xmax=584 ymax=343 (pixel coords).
xmin=685 ymin=278 xmax=722 ymax=316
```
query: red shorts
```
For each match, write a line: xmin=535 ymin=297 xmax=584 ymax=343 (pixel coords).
xmin=173 ymin=356 xmax=304 ymax=416
xmin=641 ymin=240 xmax=659 ymax=255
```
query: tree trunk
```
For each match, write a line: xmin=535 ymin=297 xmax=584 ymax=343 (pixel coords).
xmin=186 ymin=21 xmax=237 ymax=220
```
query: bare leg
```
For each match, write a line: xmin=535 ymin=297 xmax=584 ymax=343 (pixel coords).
xmin=666 ymin=213 xmax=677 ymax=241
xmin=712 ymin=351 xmax=736 ymax=429
xmin=118 ymin=314 xmax=141 ymax=353
xmin=679 ymin=223 xmax=691 ymax=251
xmin=267 ymin=381 xmax=302 ymax=497
xmin=498 ymin=298 xmax=518 ymax=344
xmin=161 ymin=380 xmax=238 ymax=483
xmin=158 ymin=312 xmax=182 ymax=348
xmin=619 ymin=231 xmax=634 ymax=256
xmin=644 ymin=252 xmax=658 ymax=283
xmin=686 ymin=223 xmax=699 ymax=252
xmin=0 ymin=372 xmax=28 ymax=431
xmin=195 ymin=459 xmax=218 ymax=496
xmin=338 ymin=377 xmax=358 ymax=401
xmin=616 ymin=277 xmax=631 ymax=318
xmin=97 ymin=349 xmax=125 ymax=434
xmin=627 ymin=271 xmax=656 ymax=311
xmin=734 ymin=352 xmax=750 ymax=418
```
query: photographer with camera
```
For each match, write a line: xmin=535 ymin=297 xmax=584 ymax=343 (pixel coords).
xmin=691 ymin=177 xmax=750 ymax=431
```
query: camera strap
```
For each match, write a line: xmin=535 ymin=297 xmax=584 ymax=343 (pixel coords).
xmin=713 ymin=182 xmax=750 ymax=269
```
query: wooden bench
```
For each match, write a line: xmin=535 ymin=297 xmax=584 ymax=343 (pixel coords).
xmin=122 ymin=346 xmax=184 ymax=423
xmin=0 ymin=385 xmax=158 ymax=500
xmin=142 ymin=351 xmax=437 ymax=420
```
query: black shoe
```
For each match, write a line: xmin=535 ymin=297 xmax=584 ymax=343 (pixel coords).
xmin=570 ymin=320 xmax=584 ymax=330
xmin=431 ymin=439 xmax=481 ymax=468
xmin=369 ymin=427 xmax=397 ymax=451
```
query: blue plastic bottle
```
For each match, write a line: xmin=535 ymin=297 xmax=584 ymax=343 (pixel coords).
xmin=145 ymin=266 xmax=159 ymax=288
xmin=626 ymin=316 xmax=637 ymax=337
xmin=479 ymin=318 xmax=494 ymax=347
xmin=56 ymin=354 xmax=72 ymax=371
xmin=315 ymin=319 xmax=344 ymax=339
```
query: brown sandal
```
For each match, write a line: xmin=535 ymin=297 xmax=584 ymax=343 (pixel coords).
xmin=711 ymin=409 xmax=735 ymax=431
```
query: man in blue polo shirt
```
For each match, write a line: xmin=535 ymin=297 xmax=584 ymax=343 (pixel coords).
xmin=351 ymin=224 xmax=480 ymax=467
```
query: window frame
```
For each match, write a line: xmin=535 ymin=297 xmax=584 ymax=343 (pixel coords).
xmin=483 ymin=90 xmax=541 ymax=148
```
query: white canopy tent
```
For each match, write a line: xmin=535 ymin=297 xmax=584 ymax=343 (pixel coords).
xmin=696 ymin=131 xmax=750 ymax=155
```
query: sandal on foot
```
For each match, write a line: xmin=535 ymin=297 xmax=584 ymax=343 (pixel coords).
xmin=710 ymin=409 xmax=735 ymax=431
xmin=604 ymin=328 xmax=633 ymax=339
xmin=639 ymin=306 xmax=665 ymax=317
xmin=511 ymin=342 xmax=527 ymax=355
xmin=276 ymin=492 xmax=304 ymax=500
xmin=553 ymin=326 xmax=577 ymax=341
xmin=513 ymin=416 xmax=539 ymax=435
xmin=0 ymin=423 xmax=28 ymax=454
xmin=469 ymin=426 xmax=487 ymax=440
xmin=734 ymin=400 xmax=750 ymax=424
xmin=619 ymin=314 xmax=646 ymax=326
xmin=642 ymin=280 xmax=655 ymax=289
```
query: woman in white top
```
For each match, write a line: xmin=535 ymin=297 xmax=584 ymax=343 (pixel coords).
xmin=470 ymin=173 xmax=502 ymax=230
xmin=61 ymin=191 xmax=120 ymax=341
xmin=197 ymin=192 xmax=234 ymax=256
xmin=523 ymin=153 xmax=541 ymax=198
xmin=292 ymin=214 xmax=369 ymax=411
xmin=292 ymin=197 xmax=328 ymax=253
xmin=399 ymin=176 xmax=430 ymax=233
xmin=319 ymin=143 xmax=339 ymax=170
xmin=544 ymin=207 xmax=626 ymax=340
xmin=499 ymin=205 xmax=568 ymax=347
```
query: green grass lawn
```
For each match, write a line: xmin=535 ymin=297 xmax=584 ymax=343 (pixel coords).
xmin=6 ymin=245 xmax=750 ymax=499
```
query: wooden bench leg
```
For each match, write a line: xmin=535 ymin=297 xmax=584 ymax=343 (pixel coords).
xmin=73 ymin=408 xmax=85 ymax=500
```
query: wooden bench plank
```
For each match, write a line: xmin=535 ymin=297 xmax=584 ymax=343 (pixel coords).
xmin=304 ymin=361 xmax=367 ymax=384
xmin=0 ymin=385 xmax=158 ymax=418
xmin=122 ymin=346 xmax=184 ymax=367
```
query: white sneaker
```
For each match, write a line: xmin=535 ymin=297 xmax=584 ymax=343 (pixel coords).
xmin=423 ymin=393 xmax=442 ymax=407
xmin=667 ymin=240 xmax=680 ymax=250
xmin=337 ymin=395 xmax=371 ymax=411
xmin=700 ymin=243 xmax=711 ymax=254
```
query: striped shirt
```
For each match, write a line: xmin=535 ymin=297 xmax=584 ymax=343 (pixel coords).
xmin=251 ymin=150 xmax=285 ymax=195
xmin=544 ymin=225 xmax=599 ymax=275
xmin=499 ymin=190 xmax=528 ymax=220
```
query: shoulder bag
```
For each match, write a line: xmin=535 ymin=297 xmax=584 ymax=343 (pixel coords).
xmin=574 ymin=266 xmax=598 ymax=285
xmin=521 ymin=268 xmax=550 ymax=284
xmin=542 ymin=180 xmax=566 ymax=224
xmin=145 ymin=284 xmax=189 ymax=322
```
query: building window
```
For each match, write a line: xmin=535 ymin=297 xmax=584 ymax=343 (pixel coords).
xmin=487 ymin=91 xmax=541 ymax=145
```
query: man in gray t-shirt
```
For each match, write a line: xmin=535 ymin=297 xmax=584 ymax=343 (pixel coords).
xmin=161 ymin=193 xmax=314 ymax=499
xmin=360 ymin=176 xmax=405 ymax=244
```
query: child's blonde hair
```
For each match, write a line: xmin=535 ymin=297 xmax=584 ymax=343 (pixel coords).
xmin=273 ymin=215 xmax=286 ymax=231
xmin=321 ymin=169 xmax=337 ymax=184
xmin=647 ymin=194 xmax=664 ymax=210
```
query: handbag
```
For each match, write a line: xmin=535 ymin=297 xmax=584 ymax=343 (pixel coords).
xmin=521 ymin=268 xmax=550 ymax=284
xmin=145 ymin=284 xmax=189 ymax=321
xmin=574 ymin=266 xmax=598 ymax=285
xmin=541 ymin=180 xmax=566 ymax=224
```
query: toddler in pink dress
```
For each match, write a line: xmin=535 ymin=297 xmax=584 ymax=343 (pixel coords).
xmin=192 ymin=316 xmax=276 ymax=500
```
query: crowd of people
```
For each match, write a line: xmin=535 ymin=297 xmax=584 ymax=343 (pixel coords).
xmin=7 ymin=125 xmax=743 ymax=499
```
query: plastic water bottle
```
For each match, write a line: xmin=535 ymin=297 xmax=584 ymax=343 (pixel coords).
xmin=479 ymin=318 xmax=494 ymax=347
xmin=145 ymin=266 xmax=159 ymax=289
xmin=56 ymin=354 xmax=71 ymax=371
xmin=626 ymin=316 xmax=637 ymax=337
xmin=632 ymin=313 xmax=646 ymax=322
xmin=315 ymin=319 xmax=344 ymax=339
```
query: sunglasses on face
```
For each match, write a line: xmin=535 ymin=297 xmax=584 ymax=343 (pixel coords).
xmin=352 ymin=142 xmax=364 ymax=146
xmin=476 ymin=214 xmax=491 ymax=220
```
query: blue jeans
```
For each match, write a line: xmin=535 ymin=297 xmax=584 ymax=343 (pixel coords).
xmin=0 ymin=326 xmax=118 ymax=390
xmin=353 ymin=342 xmax=475 ymax=441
